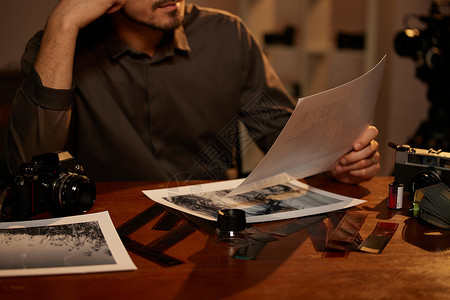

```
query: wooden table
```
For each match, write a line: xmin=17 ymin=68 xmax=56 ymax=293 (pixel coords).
xmin=1 ymin=176 xmax=449 ymax=299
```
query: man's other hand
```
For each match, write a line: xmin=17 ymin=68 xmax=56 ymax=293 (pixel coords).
xmin=329 ymin=125 xmax=381 ymax=184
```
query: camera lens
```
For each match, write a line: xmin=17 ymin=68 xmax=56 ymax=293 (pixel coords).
xmin=394 ymin=29 xmax=422 ymax=59
xmin=53 ymin=173 xmax=96 ymax=215
xmin=410 ymin=168 xmax=442 ymax=193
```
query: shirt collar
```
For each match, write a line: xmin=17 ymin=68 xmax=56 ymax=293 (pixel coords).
xmin=174 ymin=25 xmax=190 ymax=52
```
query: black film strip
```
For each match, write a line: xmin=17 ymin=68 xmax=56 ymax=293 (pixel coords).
xmin=116 ymin=204 xmax=198 ymax=267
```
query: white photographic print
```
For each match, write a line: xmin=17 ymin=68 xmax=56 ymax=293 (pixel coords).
xmin=230 ymin=56 xmax=385 ymax=196
xmin=0 ymin=211 xmax=136 ymax=277
xmin=143 ymin=179 xmax=365 ymax=223
xmin=0 ymin=221 xmax=114 ymax=269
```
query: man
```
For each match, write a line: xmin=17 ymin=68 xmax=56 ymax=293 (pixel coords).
xmin=6 ymin=0 xmax=380 ymax=183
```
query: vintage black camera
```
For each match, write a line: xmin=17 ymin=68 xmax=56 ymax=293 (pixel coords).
xmin=393 ymin=1 xmax=450 ymax=153
xmin=2 ymin=151 xmax=96 ymax=220
xmin=390 ymin=143 xmax=450 ymax=193
xmin=394 ymin=1 xmax=450 ymax=85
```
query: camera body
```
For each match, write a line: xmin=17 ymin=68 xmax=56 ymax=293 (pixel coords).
xmin=391 ymin=143 xmax=450 ymax=193
xmin=8 ymin=151 xmax=96 ymax=220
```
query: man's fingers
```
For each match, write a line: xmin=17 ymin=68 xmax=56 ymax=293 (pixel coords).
xmin=340 ymin=139 xmax=379 ymax=166
xmin=354 ymin=125 xmax=379 ymax=151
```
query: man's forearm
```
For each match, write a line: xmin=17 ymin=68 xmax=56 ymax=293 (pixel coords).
xmin=6 ymin=0 xmax=127 ymax=174
xmin=34 ymin=12 xmax=79 ymax=89
xmin=34 ymin=0 xmax=126 ymax=88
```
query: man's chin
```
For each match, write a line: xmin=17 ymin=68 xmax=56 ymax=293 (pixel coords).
xmin=120 ymin=11 xmax=183 ymax=32
xmin=150 ymin=19 xmax=183 ymax=32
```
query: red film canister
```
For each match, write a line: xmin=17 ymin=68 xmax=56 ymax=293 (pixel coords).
xmin=388 ymin=181 xmax=404 ymax=209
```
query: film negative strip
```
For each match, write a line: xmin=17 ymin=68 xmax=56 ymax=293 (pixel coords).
xmin=270 ymin=214 xmax=327 ymax=237
xmin=248 ymin=226 xmax=278 ymax=242
xmin=116 ymin=204 xmax=167 ymax=237
xmin=232 ymin=226 xmax=278 ymax=260
xmin=306 ymin=219 xmax=328 ymax=252
xmin=307 ymin=220 xmax=350 ymax=257
xmin=326 ymin=210 xmax=366 ymax=252
xmin=358 ymin=222 xmax=398 ymax=254
xmin=121 ymin=236 xmax=184 ymax=267
xmin=306 ymin=210 xmax=367 ymax=257
xmin=116 ymin=204 xmax=198 ymax=267
xmin=146 ymin=220 xmax=197 ymax=252
xmin=182 ymin=211 xmax=278 ymax=260
xmin=232 ymin=240 xmax=267 ymax=260
xmin=152 ymin=211 xmax=182 ymax=231
xmin=180 ymin=211 xmax=217 ymax=235
xmin=414 ymin=183 xmax=450 ymax=229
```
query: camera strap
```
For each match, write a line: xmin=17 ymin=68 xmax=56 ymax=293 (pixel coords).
xmin=413 ymin=183 xmax=450 ymax=230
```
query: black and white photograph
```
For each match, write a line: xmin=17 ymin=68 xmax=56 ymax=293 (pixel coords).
xmin=0 ymin=211 xmax=136 ymax=277
xmin=0 ymin=221 xmax=115 ymax=269
xmin=144 ymin=179 xmax=365 ymax=223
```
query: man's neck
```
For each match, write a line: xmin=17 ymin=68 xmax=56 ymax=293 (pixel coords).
xmin=109 ymin=12 xmax=164 ymax=57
